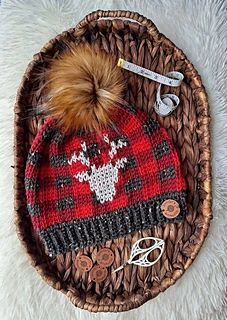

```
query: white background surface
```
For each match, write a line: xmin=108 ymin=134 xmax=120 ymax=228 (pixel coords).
xmin=0 ymin=1 xmax=226 ymax=319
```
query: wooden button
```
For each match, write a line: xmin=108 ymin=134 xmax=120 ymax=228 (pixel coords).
xmin=96 ymin=248 xmax=114 ymax=267
xmin=89 ymin=265 xmax=108 ymax=283
xmin=161 ymin=199 xmax=180 ymax=219
xmin=75 ymin=255 xmax=93 ymax=272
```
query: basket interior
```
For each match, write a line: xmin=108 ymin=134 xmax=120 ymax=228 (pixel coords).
xmin=14 ymin=14 xmax=212 ymax=312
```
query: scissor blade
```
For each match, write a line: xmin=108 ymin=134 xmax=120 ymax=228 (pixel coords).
xmin=112 ymin=264 xmax=125 ymax=274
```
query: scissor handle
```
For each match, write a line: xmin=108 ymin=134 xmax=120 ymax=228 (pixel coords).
xmin=128 ymin=237 xmax=165 ymax=267
xmin=112 ymin=237 xmax=165 ymax=273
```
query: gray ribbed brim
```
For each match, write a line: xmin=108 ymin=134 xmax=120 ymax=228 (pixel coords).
xmin=39 ymin=191 xmax=187 ymax=257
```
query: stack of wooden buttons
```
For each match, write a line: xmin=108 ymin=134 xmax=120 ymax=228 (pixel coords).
xmin=75 ymin=248 xmax=115 ymax=283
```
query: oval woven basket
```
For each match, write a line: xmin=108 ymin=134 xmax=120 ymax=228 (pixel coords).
xmin=14 ymin=10 xmax=212 ymax=312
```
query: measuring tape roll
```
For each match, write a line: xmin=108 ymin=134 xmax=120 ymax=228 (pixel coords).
xmin=117 ymin=59 xmax=184 ymax=117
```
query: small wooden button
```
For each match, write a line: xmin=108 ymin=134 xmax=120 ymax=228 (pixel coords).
xmin=75 ymin=255 xmax=93 ymax=272
xmin=96 ymin=248 xmax=114 ymax=267
xmin=161 ymin=199 xmax=180 ymax=219
xmin=89 ymin=265 xmax=108 ymax=283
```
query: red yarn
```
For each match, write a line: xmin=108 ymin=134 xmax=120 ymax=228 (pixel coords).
xmin=25 ymin=108 xmax=186 ymax=232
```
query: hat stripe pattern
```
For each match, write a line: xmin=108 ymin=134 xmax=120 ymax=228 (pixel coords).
xmin=25 ymin=107 xmax=187 ymax=257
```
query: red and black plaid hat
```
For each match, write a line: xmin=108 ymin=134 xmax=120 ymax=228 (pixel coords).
xmin=25 ymin=106 xmax=187 ymax=257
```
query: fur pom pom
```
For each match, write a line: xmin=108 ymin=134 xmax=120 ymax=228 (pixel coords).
xmin=43 ymin=43 xmax=125 ymax=132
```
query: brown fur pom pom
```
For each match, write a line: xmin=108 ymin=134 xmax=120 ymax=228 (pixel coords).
xmin=43 ymin=43 xmax=125 ymax=132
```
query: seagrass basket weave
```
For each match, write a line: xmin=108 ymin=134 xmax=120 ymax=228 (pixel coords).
xmin=14 ymin=10 xmax=212 ymax=312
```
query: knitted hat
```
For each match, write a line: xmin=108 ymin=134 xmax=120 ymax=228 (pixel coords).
xmin=25 ymin=106 xmax=187 ymax=257
xmin=25 ymin=44 xmax=187 ymax=257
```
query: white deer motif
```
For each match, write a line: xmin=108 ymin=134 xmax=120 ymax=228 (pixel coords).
xmin=68 ymin=134 xmax=128 ymax=203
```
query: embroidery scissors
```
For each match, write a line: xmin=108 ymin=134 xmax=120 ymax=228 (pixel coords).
xmin=112 ymin=237 xmax=165 ymax=273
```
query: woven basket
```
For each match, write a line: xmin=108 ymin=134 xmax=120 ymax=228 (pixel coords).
xmin=14 ymin=10 xmax=212 ymax=312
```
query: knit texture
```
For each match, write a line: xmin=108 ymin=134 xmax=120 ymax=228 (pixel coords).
xmin=25 ymin=106 xmax=187 ymax=256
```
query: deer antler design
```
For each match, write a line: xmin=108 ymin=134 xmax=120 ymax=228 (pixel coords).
xmin=68 ymin=135 xmax=128 ymax=203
